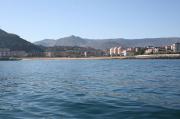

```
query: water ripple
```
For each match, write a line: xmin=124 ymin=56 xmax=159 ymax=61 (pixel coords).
xmin=0 ymin=59 xmax=180 ymax=119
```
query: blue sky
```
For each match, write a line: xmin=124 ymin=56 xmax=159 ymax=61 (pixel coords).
xmin=0 ymin=0 xmax=180 ymax=42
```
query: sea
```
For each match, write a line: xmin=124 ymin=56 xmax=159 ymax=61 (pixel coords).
xmin=0 ymin=59 xmax=180 ymax=119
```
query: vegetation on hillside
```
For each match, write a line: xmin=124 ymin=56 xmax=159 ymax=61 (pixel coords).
xmin=0 ymin=29 xmax=44 ymax=53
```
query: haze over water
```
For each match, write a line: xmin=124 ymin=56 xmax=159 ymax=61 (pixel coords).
xmin=0 ymin=59 xmax=180 ymax=119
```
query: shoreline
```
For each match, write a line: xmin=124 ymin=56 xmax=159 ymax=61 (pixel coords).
xmin=134 ymin=54 xmax=180 ymax=59
xmin=1 ymin=54 xmax=180 ymax=61
xmin=22 ymin=56 xmax=127 ymax=60
xmin=21 ymin=54 xmax=180 ymax=60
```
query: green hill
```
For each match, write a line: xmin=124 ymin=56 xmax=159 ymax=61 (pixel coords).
xmin=0 ymin=29 xmax=43 ymax=53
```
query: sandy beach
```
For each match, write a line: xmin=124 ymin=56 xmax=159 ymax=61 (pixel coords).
xmin=21 ymin=54 xmax=180 ymax=61
xmin=22 ymin=56 xmax=127 ymax=60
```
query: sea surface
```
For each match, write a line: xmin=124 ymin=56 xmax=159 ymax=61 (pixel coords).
xmin=0 ymin=59 xmax=180 ymax=119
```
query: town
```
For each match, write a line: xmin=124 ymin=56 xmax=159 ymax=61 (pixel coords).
xmin=0 ymin=43 xmax=180 ymax=60
xmin=0 ymin=46 xmax=104 ymax=59
xmin=109 ymin=42 xmax=180 ymax=56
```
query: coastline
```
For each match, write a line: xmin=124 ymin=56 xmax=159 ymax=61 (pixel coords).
xmin=134 ymin=54 xmax=180 ymax=59
xmin=21 ymin=54 xmax=180 ymax=60
xmin=1 ymin=54 xmax=179 ymax=61
xmin=0 ymin=57 xmax=22 ymax=61
xmin=22 ymin=56 xmax=127 ymax=60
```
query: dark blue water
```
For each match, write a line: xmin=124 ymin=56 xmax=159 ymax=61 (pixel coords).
xmin=0 ymin=59 xmax=180 ymax=119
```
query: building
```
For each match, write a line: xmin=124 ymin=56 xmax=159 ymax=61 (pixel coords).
xmin=171 ymin=43 xmax=180 ymax=53
xmin=135 ymin=47 xmax=140 ymax=52
xmin=153 ymin=47 xmax=159 ymax=53
xmin=84 ymin=52 xmax=87 ymax=57
xmin=109 ymin=47 xmax=135 ymax=56
xmin=110 ymin=47 xmax=118 ymax=56
xmin=11 ymin=51 xmax=27 ymax=57
xmin=122 ymin=50 xmax=127 ymax=56
xmin=44 ymin=52 xmax=55 ymax=57
xmin=113 ymin=47 xmax=118 ymax=55
xmin=127 ymin=47 xmax=134 ymax=52
xmin=0 ymin=48 xmax=11 ymax=57
xmin=117 ymin=47 xmax=123 ymax=55
xmin=153 ymin=47 xmax=166 ymax=54
xmin=121 ymin=50 xmax=134 ymax=56
xmin=165 ymin=45 xmax=172 ymax=51
xmin=164 ymin=45 xmax=173 ymax=53
xmin=109 ymin=47 xmax=124 ymax=56
xmin=145 ymin=48 xmax=153 ymax=54
xmin=0 ymin=49 xmax=27 ymax=57
xmin=44 ymin=46 xmax=104 ymax=57
xmin=110 ymin=48 xmax=114 ymax=56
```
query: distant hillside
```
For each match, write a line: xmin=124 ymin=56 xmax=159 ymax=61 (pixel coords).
xmin=35 ymin=35 xmax=180 ymax=49
xmin=0 ymin=29 xmax=43 ymax=52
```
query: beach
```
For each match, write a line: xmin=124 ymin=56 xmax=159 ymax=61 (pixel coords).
xmin=22 ymin=56 xmax=126 ymax=60
xmin=21 ymin=54 xmax=180 ymax=60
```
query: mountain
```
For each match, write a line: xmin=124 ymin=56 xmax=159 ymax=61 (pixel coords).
xmin=0 ymin=29 xmax=43 ymax=52
xmin=34 ymin=35 xmax=180 ymax=49
xmin=34 ymin=39 xmax=56 ymax=47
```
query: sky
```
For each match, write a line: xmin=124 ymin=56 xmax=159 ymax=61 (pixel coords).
xmin=0 ymin=0 xmax=180 ymax=42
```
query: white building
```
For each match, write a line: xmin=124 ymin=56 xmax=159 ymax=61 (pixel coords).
xmin=171 ymin=43 xmax=180 ymax=53
xmin=117 ymin=47 xmax=123 ymax=55
xmin=110 ymin=48 xmax=114 ymax=56
xmin=113 ymin=47 xmax=118 ymax=55
xmin=122 ymin=50 xmax=127 ymax=56
xmin=153 ymin=48 xmax=160 ymax=53
xmin=110 ymin=47 xmax=124 ymax=56
xmin=165 ymin=45 xmax=171 ymax=51
xmin=122 ymin=50 xmax=134 ymax=56
xmin=145 ymin=48 xmax=153 ymax=54
xmin=135 ymin=47 xmax=140 ymax=52
xmin=84 ymin=51 xmax=87 ymax=57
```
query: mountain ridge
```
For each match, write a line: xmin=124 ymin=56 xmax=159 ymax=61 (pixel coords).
xmin=34 ymin=35 xmax=180 ymax=49
xmin=0 ymin=29 xmax=43 ymax=52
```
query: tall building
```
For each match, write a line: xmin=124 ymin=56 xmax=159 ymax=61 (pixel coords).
xmin=171 ymin=43 xmax=180 ymax=53
xmin=109 ymin=48 xmax=114 ymax=56
xmin=113 ymin=47 xmax=118 ymax=55
xmin=117 ymin=47 xmax=123 ymax=55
